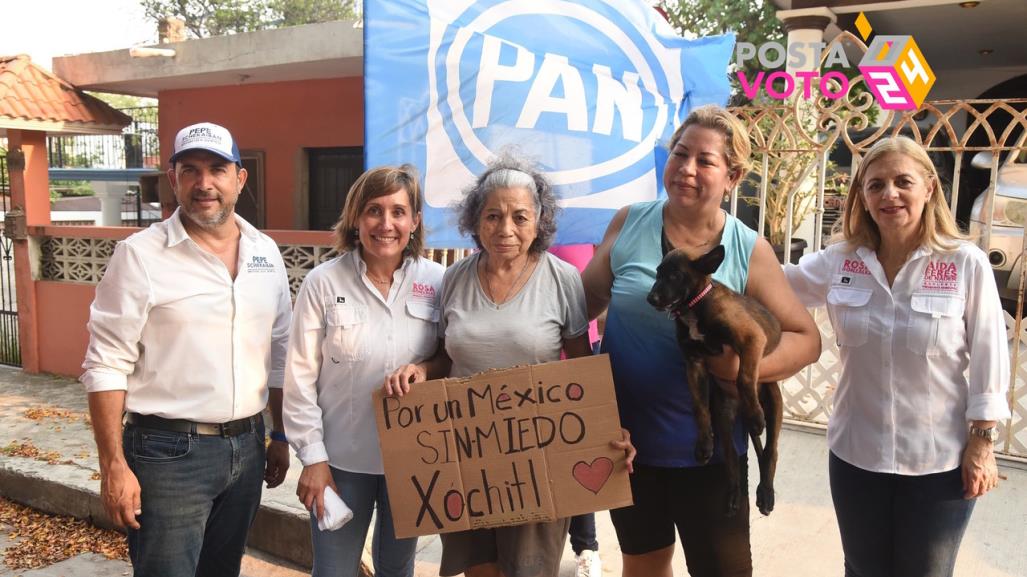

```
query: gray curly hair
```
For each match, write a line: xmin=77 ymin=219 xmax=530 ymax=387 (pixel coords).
xmin=456 ymin=155 xmax=560 ymax=254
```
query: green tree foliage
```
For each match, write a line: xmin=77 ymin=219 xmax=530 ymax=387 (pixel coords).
xmin=141 ymin=0 xmax=361 ymax=38
xmin=87 ymin=92 xmax=158 ymax=110
xmin=658 ymin=0 xmax=784 ymax=104
xmin=273 ymin=0 xmax=359 ymax=27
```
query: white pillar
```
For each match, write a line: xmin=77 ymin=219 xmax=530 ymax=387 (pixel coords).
xmin=777 ymin=8 xmax=836 ymax=75
xmin=777 ymin=8 xmax=837 ymax=255
xmin=92 ymin=181 xmax=126 ymax=226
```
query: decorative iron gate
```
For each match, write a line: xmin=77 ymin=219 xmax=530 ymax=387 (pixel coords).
xmin=725 ymin=32 xmax=1027 ymax=458
xmin=0 ymin=153 xmax=20 ymax=366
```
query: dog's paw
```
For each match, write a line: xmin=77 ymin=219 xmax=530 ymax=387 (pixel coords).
xmin=756 ymin=484 xmax=775 ymax=516
xmin=726 ymin=488 xmax=742 ymax=517
xmin=694 ymin=437 xmax=714 ymax=464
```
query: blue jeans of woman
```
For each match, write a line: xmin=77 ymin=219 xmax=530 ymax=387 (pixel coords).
xmin=569 ymin=514 xmax=598 ymax=555
xmin=829 ymin=452 xmax=975 ymax=577
xmin=124 ymin=422 xmax=265 ymax=577
xmin=309 ymin=467 xmax=417 ymax=577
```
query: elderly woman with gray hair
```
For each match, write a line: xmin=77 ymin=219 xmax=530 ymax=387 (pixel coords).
xmin=387 ymin=156 xmax=634 ymax=577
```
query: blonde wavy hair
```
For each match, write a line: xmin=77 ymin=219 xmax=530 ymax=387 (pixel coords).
xmin=835 ymin=136 xmax=965 ymax=251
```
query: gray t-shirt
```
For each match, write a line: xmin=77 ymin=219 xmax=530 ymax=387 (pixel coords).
xmin=441 ymin=251 xmax=588 ymax=378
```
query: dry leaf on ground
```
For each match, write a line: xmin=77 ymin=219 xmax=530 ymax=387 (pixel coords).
xmin=0 ymin=497 xmax=127 ymax=569
xmin=0 ymin=441 xmax=62 ymax=465
xmin=22 ymin=408 xmax=80 ymax=422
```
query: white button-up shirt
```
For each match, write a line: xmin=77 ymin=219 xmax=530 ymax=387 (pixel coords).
xmin=283 ymin=250 xmax=444 ymax=474
xmin=81 ymin=209 xmax=292 ymax=422
xmin=785 ymin=241 xmax=1011 ymax=475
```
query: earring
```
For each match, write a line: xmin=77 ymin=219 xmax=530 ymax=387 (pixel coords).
xmin=410 ymin=232 xmax=415 ymax=239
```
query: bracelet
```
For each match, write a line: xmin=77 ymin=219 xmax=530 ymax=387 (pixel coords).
xmin=270 ymin=430 xmax=288 ymax=443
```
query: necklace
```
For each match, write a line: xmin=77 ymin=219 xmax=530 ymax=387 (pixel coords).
xmin=664 ymin=209 xmax=723 ymax=250
xmin=482 ymin=254 xmax=532 ymax=306
xmin=366 ymin=273 xmax=393 ymax=285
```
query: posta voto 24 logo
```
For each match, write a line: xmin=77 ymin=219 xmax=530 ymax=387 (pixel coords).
xmin=734 ymin=12 xmax=936 ymax=111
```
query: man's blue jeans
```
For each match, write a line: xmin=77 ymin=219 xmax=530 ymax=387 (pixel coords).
xmin=829 ymin=452 xmax=975 ymax=577
xmin=124 ymin=422 xmax=265 ymax=577
xmin=309 ymin=467 xmax=417 ymax=577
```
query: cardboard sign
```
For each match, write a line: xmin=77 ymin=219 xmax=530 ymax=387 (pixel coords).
xmin=373 ymin=355 xmax=633 ymax=538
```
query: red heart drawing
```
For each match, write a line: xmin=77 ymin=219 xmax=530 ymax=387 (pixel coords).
xmin=572 ymin=457 xmax=614 ymax=495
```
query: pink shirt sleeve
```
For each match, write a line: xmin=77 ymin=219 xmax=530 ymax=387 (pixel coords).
xmin=549 ymin=244 xmax=599 ymax=345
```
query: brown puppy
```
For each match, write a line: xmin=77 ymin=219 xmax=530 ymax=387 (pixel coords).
xmin=647 ymin=244 xmax=783 ymax=516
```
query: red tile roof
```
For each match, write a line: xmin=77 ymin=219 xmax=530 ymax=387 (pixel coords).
xmin=0 ymin=54 xmax=131 ymax=135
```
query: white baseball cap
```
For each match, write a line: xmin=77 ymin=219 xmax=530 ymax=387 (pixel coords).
xmin=169 ymin=122 xmax=241 ymax=165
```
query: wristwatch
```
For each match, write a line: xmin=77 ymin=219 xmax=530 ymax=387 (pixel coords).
xmin=969 ymin=425 xmax=998 ymax=442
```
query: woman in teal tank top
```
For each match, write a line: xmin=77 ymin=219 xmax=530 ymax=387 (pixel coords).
xmin=583 ymin=105 xmax=820 ymax=577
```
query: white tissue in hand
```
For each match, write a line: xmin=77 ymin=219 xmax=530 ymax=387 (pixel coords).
xmin=318 ymin=486 xmax=353 ymax=531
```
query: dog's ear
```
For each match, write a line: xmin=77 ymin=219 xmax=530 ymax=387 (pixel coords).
xmin=693 ymin=245 xmax=725 ymax=275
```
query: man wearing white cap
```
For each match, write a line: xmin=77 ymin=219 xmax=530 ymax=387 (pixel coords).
xmin=82 ymin=122 xmax=292 ymax=576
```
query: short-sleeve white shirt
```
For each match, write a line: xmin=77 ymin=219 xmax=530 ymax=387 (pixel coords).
xmin=785 ymin=241 xmax=1011 ymax=475
xmin=283 ymin=250 xmax=445 ymax=473
xmin=81 ymin=208 xmax=293 ymax=422
xmin=441 ymin=251 xmax=589 ymax=378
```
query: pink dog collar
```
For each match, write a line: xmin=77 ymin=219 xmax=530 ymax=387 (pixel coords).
xmin=687 ymin=283 xmax=713 ymax=309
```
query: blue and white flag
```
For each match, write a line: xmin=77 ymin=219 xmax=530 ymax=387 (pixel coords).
xmin=365 ymin=0 xmax=734 ymax=247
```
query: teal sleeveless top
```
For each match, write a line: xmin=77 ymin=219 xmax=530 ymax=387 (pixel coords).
xmin=603 ymin=199 xmax=758 ymax=467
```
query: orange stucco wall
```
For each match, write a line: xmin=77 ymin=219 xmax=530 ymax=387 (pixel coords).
xmin=9 ymin=130 xmax=52 ymax=372
xmin=158 ymin=76 xmax=364 ymax=229
xmin=37 ymin=281 xmax=95 ymax=377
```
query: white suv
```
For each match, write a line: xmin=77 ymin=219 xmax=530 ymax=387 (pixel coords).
xmin=969 ymin=149 xmax=1027 ymax=309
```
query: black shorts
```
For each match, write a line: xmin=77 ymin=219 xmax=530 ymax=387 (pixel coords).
xmin=610 ymin=458 xmax=752 ymax=576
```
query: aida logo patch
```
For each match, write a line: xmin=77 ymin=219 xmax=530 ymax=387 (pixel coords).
xmin=924 ymin=261 xmax=957 ymax=281
xmin=922 ymin=261 xmax=958 ymax=291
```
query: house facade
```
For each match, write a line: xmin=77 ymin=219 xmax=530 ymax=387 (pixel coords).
xmin=55 ymin=20 xmax=366 ymax=231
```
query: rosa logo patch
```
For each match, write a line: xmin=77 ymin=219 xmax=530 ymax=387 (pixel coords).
xmin=842 ymin=259 xmax=871 ymax=275
xmin=412 ymin=282 xmax=436 ymax=299
xmin=365 ymin=0 xmax=735 ymax=246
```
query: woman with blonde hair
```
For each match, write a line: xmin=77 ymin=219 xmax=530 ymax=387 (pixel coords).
xmin=284 ymin=165 xmax=445 ymax=577
xmin=583 ymin=104 xmax=821 ymax=577
xmin=785 ymin=136 xmax=1010 ymax=577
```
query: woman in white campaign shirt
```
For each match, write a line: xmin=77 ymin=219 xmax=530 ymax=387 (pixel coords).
xmin=283 ymin=166 xmax=443 ymax=577
xmin=785 ymin=137 xmax=1010 ymax=577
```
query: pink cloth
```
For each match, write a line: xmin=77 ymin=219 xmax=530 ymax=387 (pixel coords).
xmin=548 ymin=244 xmax=599 ymax=345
